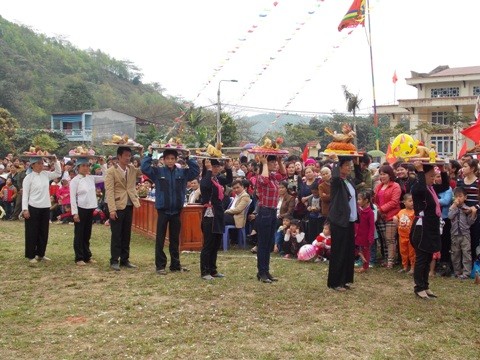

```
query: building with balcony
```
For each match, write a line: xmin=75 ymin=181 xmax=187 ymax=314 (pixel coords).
xmin=378 ymin=65 xmax=480 ymax=158
xmin=51 ymin=109 xmax=142 ymax=144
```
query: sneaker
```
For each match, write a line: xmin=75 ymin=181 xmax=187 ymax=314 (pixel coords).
xmin=110 ymin=263 xmax=120 ymax=271
xmin=398 ymin=268 xmax=407 ymax=273
xmin=457 ymin=274 xmax=468 ymax=280
xmin=86 ymin=259 xmax=97 ymax=264
xmin=41 ymin=256 xmax=52 ymax=262
xmin=156 ymin=269 xmax=167 ymax=275
xmin=120 ymin=262 xmax=137 ymax=269
xmin=29 ymin=258 xmax=39 ymax=264
xmin=170 ymin=267 xmax=189 ymax=272
xmin=211 ymin=272 xmax=225 ymax=278
xmin=76 ymin=261 xmax=87 ymax=266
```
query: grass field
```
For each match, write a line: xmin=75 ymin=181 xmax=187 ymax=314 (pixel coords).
xmin=0 ymin=220 xmax=479 ymax=359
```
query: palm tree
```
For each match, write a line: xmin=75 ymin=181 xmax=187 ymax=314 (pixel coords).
xmin=342 ymin=85 xmax=362 ymax=148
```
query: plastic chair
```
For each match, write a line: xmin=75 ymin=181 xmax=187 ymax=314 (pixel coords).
xmin=222 ymin=199 xmax=252 ymax=251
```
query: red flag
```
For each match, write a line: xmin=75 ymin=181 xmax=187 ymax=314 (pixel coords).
xmin=338 ymin=0 xmax=366 ymax=32
xmin=461 ymin=122 xmax=480 ymax=143
xmin=301 ymin=145 xmax=309 ymax=162
xmin=385 ymin=144 xmax=397 ymax=164
xmin=392 ymin=71 xmax=398 ymax=84
xmin=474 ymin=95 xmax=480 ymax=124
xmin=458 ymin=141 xmax=468 ymax=159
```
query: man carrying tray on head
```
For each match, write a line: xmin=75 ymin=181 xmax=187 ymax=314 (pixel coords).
xmin=141 ymin=145 xmax=200 ymax=275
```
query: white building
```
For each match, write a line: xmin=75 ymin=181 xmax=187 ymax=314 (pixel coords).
xmin=378 ymin=65 xmax=480 ymax=158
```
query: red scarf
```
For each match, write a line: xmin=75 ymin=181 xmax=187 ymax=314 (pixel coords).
xmin=211 ymin=177 xmax=224 ymax=201
xmin=427 ymin=185 xmax=442 ymax=217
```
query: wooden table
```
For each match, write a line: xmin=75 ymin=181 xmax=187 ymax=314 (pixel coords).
xmin=132 ymin=198 xmax=204 ymax=251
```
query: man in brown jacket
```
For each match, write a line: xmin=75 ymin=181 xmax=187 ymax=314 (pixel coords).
xmin=105 ymin=146 xmax=143 ymax=271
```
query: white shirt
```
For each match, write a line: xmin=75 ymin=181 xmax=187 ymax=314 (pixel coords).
xmin=69 ymin=168 xmax=107 ymax=214
xmin=22 ymin=161 xmax=62 ymax=210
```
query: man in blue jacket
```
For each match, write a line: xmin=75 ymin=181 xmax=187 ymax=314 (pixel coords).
xmin=141 ymin=147 xmax=200 ymax=274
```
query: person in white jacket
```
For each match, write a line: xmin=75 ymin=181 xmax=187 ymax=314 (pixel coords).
xmin=22 ymin=156 xmax=62 ymax=263
xmin=69 ymin=157 xmax=107 ymax=266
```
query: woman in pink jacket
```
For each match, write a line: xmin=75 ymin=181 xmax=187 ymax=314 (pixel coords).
xmin=374 ymin=165 xmax=401 ymax=268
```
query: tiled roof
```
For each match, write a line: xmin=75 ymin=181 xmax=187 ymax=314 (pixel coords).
xmin=433 ymin=66 xmax=480 ymax=77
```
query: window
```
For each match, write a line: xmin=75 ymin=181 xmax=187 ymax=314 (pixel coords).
xmin=430 ymin=87 xmax=459 ymax=98
xmin=431 ymin=112 xmax=448 ymax=125
xmin=430 ymin=136 xmax=454 ymax=157
xmin=474 ymin=86 xmax=480 ymax=96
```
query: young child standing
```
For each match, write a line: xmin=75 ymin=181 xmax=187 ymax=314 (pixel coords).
xmin=312 ymin=221 xmax=331 ymax=260
xmin=306 ymin=183 xmax=322 ymax=243
xmin=393 ymin=193 xmax=416 ymax=274
xmin=355 ymin=191 xmax=375 ymax=273
xmin=448 ymin=186 xmax=477 ymax=279
xmin=283 ymin=219 xmax=306 ymax=258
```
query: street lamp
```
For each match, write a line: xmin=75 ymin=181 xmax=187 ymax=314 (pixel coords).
xmin=217 ymin=79 xmax=238 ymax=144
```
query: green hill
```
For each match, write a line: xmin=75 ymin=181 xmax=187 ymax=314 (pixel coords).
xmin=0 ymin=15 xmax=181 ymax=129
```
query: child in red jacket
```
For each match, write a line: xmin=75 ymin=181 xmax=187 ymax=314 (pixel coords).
xmin=355 ymin=191 xmax=375 ymax=273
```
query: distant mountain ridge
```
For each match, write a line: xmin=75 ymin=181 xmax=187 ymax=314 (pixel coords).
xmin=245 ymin=113 xmax=330 ymax=135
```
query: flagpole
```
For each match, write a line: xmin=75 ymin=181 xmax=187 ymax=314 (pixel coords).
xmin=365 ymin=0 xmax=379 ymax=151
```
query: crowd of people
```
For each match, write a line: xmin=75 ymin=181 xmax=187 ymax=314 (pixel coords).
xmin=2 ymin=148 xmax=480 ymax=296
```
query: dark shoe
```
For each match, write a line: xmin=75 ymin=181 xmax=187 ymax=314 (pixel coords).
xmin=425 ymin=289 xmax=438 ymax=298
xmin=110 ymin=263 xmax=120 ymax=271
xmin=266 ymin=272 xmax=278 ymax=282
xmin=171 ymin=267 xmax=189 ymax=272
xmin=120 ymin=262 xmax=137 ymax=269
xmin=156 ymin=269 xmax=167 ymax=275
xmin=415 ymin=290 xmax=430 ymax=300
xmin=211 ymin=272 xmax=225 ymax=278
xmin=256 ymin=273 xmax=272 ymax=283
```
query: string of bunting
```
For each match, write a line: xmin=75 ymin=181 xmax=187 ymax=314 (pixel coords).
xmin=192 ymin=1 xmax=281 ymax=102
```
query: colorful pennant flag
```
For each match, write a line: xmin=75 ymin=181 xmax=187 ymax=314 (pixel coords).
xmin=338 ymin=0 xmax=366 ymax=32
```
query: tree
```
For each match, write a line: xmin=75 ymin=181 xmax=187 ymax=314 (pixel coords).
xmin=342 ymin=85 xmax=362 ymax=148
xmin=0 ymin=107 xmax=20 ymax=156
xmin=57 ymin=82 xmax=95 ymax=111
xmin=32 ymin=133 xmax=59 ymax=152
xmin=220 ymin=113 xmax=239 ymax=147
xmin=283 ymin=122 xmax=318 ymax=148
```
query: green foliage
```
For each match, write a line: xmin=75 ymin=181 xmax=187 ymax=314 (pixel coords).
xmin=32 ymin=133 xmax=59 ymax=152
xmin=0 ymin=16 xmax=178 ymax=129
xmin=283 ymin=122 xmax=318 ymax=148
xmin=0 ymin=107 xmax=19 ymax=156
xmin=57 ymin=82 xmax=95 ymax=111
xmin=220 ymin=113 xmax=239 ymax=147
xmin=136 ymin=125 xmax=160 ymax=148
xmin=12 ymin=129 xmax=69 ymax=155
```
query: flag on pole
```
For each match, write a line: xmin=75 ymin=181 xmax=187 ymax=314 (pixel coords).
xmin=461 ymin=122 xmax=480 ymax=143
xmin=458 ymin=141 xmax=468 ymax=159
xmin=385 ymin=144 xmax=397 ymax=164
xmin=338 ymin=0 xmax=366 ymax=32
xmin=392 ymin=71 xmax=398 ymax=84
xmin=301 ymin=145 xmax=309 ymax=162
xmin=474 ymin=95 xmax=480 ymax=124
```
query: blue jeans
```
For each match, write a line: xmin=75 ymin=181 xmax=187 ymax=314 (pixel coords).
xmin=257 ymin=207 xmax=277 ymax=275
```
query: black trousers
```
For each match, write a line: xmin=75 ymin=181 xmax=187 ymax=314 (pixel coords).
xmin=110 ymin=205 xmax=133 ymax=265
xmin=413 ymin=248 xmax=433 ymax=293
xmin=200 ymin=217 xmax=222 ymax=276
xmin=440 ymin=218 xmax=452 ymax=266
xmin=327 ymin=222 xmax=355 ymax=288
xmin=25 ymin=206 xmax=50 ymax=259
xmin=155 ymin=211 xmax=181 ymax=271
xmin=73 ymin=207 xmax=94 ymax=262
